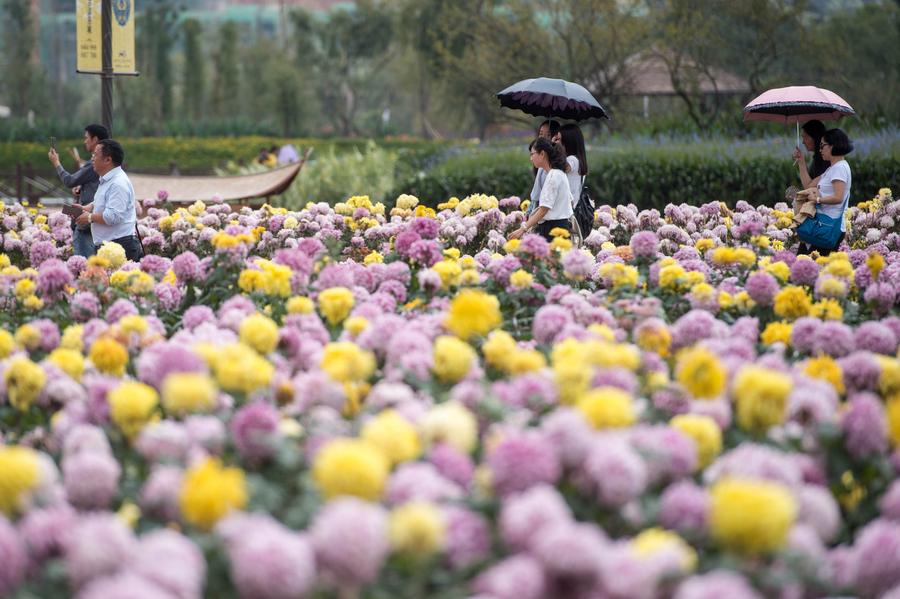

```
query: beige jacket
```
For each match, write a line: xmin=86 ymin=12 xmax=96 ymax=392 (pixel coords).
xmin=792 ymin=189 xmax=818 ymax=225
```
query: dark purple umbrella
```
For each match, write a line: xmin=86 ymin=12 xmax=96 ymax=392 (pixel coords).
xmin=497 ymin=77 xmax=610 ymax=121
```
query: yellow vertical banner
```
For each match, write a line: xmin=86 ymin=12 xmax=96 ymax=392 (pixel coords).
xmin=76 ymin=0 xmax=101 ymax=73
xmin=111 ymin=0 xmax=137 ymax=74
xmin=76 ymin=0 xmax=137 ymax=74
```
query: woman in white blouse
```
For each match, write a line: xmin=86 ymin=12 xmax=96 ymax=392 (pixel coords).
xmin=559 ymin=123 xmax=588 ymax=202
xmin=799 ymin=128 xmax=853 ymax=255
xmin=509 ymin=137 xmax=574 ymax=241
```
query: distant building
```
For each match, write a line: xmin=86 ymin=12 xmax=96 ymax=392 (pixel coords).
xmin=612 ymin=49 xmax=750 ymax=119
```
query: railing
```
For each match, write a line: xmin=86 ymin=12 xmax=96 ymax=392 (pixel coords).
xmin=0 ymin=163 xmax=72 ymax=204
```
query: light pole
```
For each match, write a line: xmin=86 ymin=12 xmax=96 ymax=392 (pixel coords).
xmin=101 ymin=0 xmax=114 ymax=136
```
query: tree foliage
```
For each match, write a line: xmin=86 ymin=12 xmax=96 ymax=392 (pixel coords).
xmin=1 ymin=0 xmax=898 ymax=139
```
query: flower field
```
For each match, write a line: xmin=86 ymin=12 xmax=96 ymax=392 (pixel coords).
xmin=1 ymin=187 xmax=900 ymax=598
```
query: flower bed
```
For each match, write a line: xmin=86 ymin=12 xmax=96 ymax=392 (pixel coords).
xmin=1 ymin=188 xmax=899 ymax=598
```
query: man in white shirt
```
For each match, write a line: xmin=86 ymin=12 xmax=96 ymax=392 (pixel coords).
xmin=75 ymin=139 xmax=143 ymax=261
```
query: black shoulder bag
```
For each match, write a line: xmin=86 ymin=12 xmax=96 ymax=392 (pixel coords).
xmin=573 ymin=176 xmax=595 ymax=240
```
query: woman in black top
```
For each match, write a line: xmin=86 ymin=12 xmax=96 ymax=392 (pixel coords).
xmin=792 ymin=120 xmax=830 ymax=188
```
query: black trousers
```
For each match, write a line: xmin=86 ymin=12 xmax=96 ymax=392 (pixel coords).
xmin=96 ymin=235 xmax=144 ymax=262
xmin=535 ymin=218 xmax=571 ymax=241
xmin=798 ymin=231 xmax=845 ymax=257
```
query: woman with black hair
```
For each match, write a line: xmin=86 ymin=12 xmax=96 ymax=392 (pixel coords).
xmin=510 ymin=137 xmax=573 ymax=241
xmin=798 ymin=128 xmax=853 ymax=255
xmin=792 ymin=120 xmax=830 ymax=188
xmin=527 ymin=119 xmax=562 ymax=217
xmin=559 ymin=123 xmax=588 ymax=201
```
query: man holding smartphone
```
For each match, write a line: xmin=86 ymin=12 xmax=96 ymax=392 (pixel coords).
xmin=75 ymin=139 xmax=142 ymax=262
xmin=47 ymin=124 xmax=109 ymax=257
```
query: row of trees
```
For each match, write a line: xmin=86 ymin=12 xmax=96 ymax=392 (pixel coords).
xmin=1 ymin=0 xmax=898 ymax=139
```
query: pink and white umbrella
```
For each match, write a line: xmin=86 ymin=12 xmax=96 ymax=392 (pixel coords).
xmin=743 ymin=85 xmax=855 ymax=146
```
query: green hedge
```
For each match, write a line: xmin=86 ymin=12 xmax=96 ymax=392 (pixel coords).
xmin=391 ymin=146 xmax=900 ymax=210
xmin=0 ymin=137 xmax=454 ymax=176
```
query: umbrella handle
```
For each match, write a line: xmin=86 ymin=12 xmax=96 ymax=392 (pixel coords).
xmin=796 ymin=122 xmax=800 ymax=150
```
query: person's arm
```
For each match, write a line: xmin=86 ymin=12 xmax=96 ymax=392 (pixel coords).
xmin=53 ymin=158 xmax=95 ymax=188
xmin=509 ymin=206 xmax=550 ymax=240
xmin=793 ymin=147 xmax=814 ymax=188
xmin=817 ymin=180 xmax=847 ymax=205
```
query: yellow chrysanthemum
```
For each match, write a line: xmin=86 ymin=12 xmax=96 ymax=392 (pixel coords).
xmin=312 ymin=438 xmax=389 ymax=501
xmin=675 ymin=346 xmax=727 ymax=399
xmin=554 ymin=361 xmax=593 ymax=406
xmin=670 ymin=414 xmax=722 ymax=469
xmin=432 ymin=260 xmax=462 ymax=288
xmin=161 ymin=372 xmax=218 ymax=416
xmin=732 ymin=365 xmax=792 ymax=432
xmin=709 ymin=478 xmax=796 ymax=554
xmin=4 ymin=356 xmax=46 ymax=411
xmin=320 ymin=342 xmax=376 ymax=383
xmin=635 ymin=322 xmax=671 ymax=357
xmin=887 ymin=395 xmax=900 ymax=447
xmin=14 ymin=278 xmax=36 ymax=300
xmin=598 ymin=262 xmax=640 ymax=289
xmin=97 ymin=242 xmax=127 ymax=269
xmin=48 ymin=348 xmax=85 ymax=382
xmin=761 ymin=321 xmax=793 ymax=346
xmin=867 ymin=252 xmax=885 ymax=280
xmin=286 ymin=295 xmax=315 ymax=314
xmin=389 ymin=502 xmax=446 ymax=559
xmin=878 ymin=357 xmax=900 ymax=397
xmin=482 ymin=330 xmax=517 ymax=372
xmin=509 ymin=269 xmax=533 ymax=288
xmin=444 ymin=289 xmax=502 ymax=341
xmin=505 ymin=349 xmax=547 ymax=374
xmin=178 ymin=458 xmax=247 ymax=530
xmin=420 ymin=401 xmax=478 ymax=454
xmin=582 ymin=340 xmax=641 ymax=372
xmin=631 ymin=528 xmax=697 ymax=572
xmin=59 ymin=325 xmax=84 ymax=352
xmin=0 ymin=446 xmax=41 ymax=515
xmin=0 ymin=329 xmax=15 ymax=359
xmin=89 ymin=337 xmax=129 ymax=377
xmin=361 ymin=410 xmax=421 ymax=466
xmin=765 ymin=261 xmax=791 ymax=283
xmin=804 ymin=356 xmax=844 ymax=395
xmin=14 ymin=324 xmax=41 ymax=351
xmin=811 ymin=299 xmax=844 ymax=321
xmin=318 ymin=287 xmax=355 ymax=326
xmin=107 ymin=381 xmax=159 ymax=440
xmin=773 ymin=286 xmax=812 ymax=320
xmin=576 ymin=387 xmax=636 ymax=429
xmin=211 ymin=343 xmax=274 ymax=395
xmin=239 ymin=313 xmax=279 ymax=355
xmin=432 ymin=336 xmax=476 ymax=383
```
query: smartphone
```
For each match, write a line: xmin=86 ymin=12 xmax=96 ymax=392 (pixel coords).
xmin=50 ymin=136 xmax=57 ymax=151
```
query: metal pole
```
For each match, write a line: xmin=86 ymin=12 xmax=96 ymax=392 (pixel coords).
xmin=101 ymin=0 xmax=113 ymax=136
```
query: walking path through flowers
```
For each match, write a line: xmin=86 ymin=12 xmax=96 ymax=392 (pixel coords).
xmin=2 ymin=188 xmax=900 ymax=598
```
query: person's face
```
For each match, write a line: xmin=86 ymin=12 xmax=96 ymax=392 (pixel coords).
xmin=84 ymin=131 xmax=99 ymax=153
xmin=820 ymin=140 xmax=833 ymax=160
xmin=530 ymin=147 xmax=546 ymax=168
xmin=91 ymin=146 xmax=112 ymax=174
xmin=801 ymin=130 xmax=815 ymax=152
xmin=538 ymin=125 xmax=550 ymax=139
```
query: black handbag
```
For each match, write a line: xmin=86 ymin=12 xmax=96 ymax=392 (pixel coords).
xmin=573 ymin=176 xmax=595 ymax=239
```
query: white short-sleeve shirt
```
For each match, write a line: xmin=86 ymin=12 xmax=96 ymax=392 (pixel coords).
xmin=565 ymin=156 xmax=582 ymax=204
xmin=538 ymin=168 xmax=574 ymax=221
xmin=816 ymin=160 xmax=852 ymax=231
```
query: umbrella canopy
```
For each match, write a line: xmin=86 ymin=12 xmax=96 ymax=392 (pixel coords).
xmin=743 ymin=86 xmax=854 ymax=124
xmin=497 ymin=77 xmax=610 ymax=121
